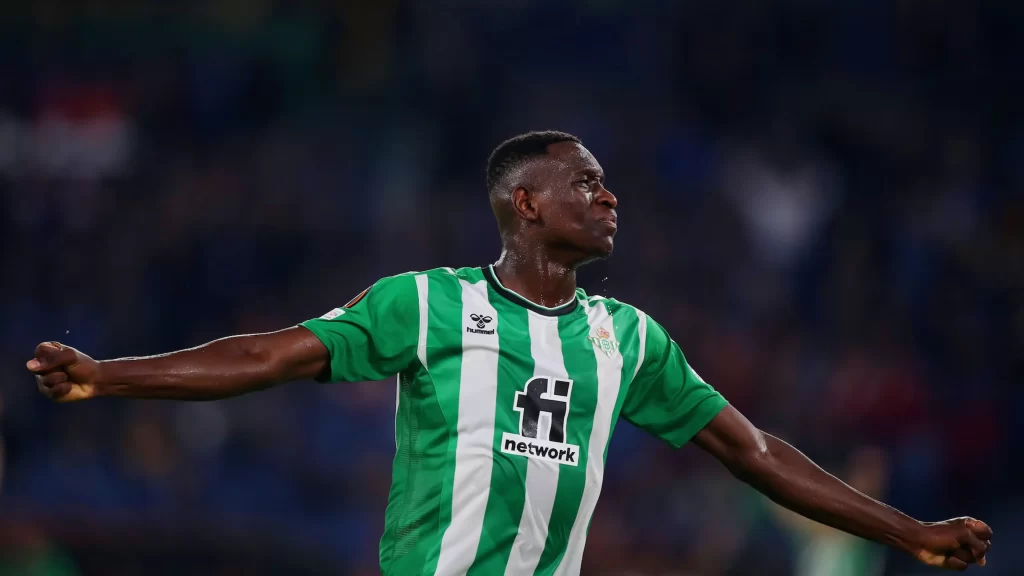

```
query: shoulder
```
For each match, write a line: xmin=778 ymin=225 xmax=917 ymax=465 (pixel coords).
xmin=578 ymin=289 xmax=643 ymax=318
xmin=373 ymin=266 xmax=473 ymax=285
xmin=371 ymin=266 xmax=482 ymax=300
xmin=404 ymin=266 xmax=483 ymax=281
xmin=578 ymin=291 xmax=665 ymax=346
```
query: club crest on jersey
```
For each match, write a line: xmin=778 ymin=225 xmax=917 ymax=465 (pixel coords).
xmin=589 ymin=326 xmax=619 ymax=357
xmin=501 ymin=376 xmax=580 ymax=466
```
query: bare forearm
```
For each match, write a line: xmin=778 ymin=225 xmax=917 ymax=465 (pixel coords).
xmin=97 ymin=337 xmax=273 ymax=400
xmin=95 ymin=328 xmax=327 ymax=400
xmin=736 ymin=434 xmax=921 ymax=553
xmin=696 ymin=406 xmax=990 ymax=569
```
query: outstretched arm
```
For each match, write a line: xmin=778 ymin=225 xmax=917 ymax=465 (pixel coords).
xmin=26 ymin=327 xmax=329 ymax=402
xmin=693 ymin=405 xmax=993 ymax=571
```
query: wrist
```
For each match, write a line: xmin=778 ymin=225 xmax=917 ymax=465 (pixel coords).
xmin=891 ymin=517 xmax=926 ymax=556
xmin=92 ymin=360 xmax=114 ymax=398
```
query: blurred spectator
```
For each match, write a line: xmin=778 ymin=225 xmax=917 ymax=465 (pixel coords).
xmin=1 ymin=392 xmax=5 ymax=496
xmin=769 ymin=447 xmax=889 ymax=576
xmin=0 ymin=523 xmax=79 ymax=576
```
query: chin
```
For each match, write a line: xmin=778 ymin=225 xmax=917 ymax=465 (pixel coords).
xmin=563 ymin=232 xmax=614 ymax=265
xmin=587 ymin=240 xmax=615 ymax=261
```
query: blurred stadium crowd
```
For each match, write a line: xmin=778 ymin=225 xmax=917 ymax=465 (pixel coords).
xmin=1 ymin=1 xmax=1022 ymax=575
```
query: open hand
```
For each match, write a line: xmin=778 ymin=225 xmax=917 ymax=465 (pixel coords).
xmin=914 ymin=517 xmax=992 ymax=571
xmin=26 ymin=342 xmax=100 ymax=402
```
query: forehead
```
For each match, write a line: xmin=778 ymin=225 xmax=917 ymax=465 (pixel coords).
xmin=540 ymin=141 xmax=603 ymax=177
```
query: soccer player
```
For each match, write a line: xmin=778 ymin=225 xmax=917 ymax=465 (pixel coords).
xmin=27 ymin=131 xmax=991 ymax=574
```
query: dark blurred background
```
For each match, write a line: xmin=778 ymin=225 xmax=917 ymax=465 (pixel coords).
xmin=1 ymin=1 xmax=1021 ymax=575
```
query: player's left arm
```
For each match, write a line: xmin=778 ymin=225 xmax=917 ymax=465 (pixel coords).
xmin=692 ymin=405 xmax=993 ymax=571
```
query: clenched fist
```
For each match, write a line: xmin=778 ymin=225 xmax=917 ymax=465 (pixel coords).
xmin=914 ymin=517 xmax=993 ymax=571
xmin=26 ymin=342 xmax=100 ymax=402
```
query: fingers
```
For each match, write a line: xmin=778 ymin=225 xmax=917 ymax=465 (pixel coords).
xmin=50 ymin=382 xmax=72 ymax=400
xmin=950 ymin=547 xmax=974 ymax=565
xmin=33 ymin=341 xmax=62 ymax=359
xmin=945 ymin=556 xmax=968 ymax=571
xmin=35 ymin=374 xmax=71 ymax=401
xmin=27 ymin=342 xmax=76 ymax=373
xmin=967 ymin=518 xmax=994 ymax=540
xmin=38 ymin=372 xmax=69 ymax=388
xmin=961 ymin=520 xmax=990 ymax=565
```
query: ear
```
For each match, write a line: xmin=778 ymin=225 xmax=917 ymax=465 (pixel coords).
xmin=512 ymin=186 xmax=540 ymax=222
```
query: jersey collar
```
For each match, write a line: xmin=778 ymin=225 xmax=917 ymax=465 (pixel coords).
xmin=483 ymin=265 xmax=579 ymax=317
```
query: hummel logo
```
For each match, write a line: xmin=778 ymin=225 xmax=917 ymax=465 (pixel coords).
xmin=467 ymin=313 xmax=495 ymax=335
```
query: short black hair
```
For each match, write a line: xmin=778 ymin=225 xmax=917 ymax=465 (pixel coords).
xmin=486 ymin=130 xmax=582 ymax=195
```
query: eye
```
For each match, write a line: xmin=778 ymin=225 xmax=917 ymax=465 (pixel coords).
xmin=575 ymin=179 xmax=591 ymax=191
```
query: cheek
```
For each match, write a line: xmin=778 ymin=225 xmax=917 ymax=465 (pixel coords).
xmin=545 ymin=199 xmax=587 ymax=226
xmin=570 ymin=197 xmax=593 ymax=222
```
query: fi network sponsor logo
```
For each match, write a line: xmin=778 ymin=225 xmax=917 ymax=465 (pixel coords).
xmin=501 ymin=433 xmax=578 ymax=466
xmin=500 ymin=376 xmax=580 ymax=466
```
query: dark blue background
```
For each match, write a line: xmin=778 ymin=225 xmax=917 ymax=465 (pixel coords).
xmin=0 ymin=1 xmax=1020 ymax=574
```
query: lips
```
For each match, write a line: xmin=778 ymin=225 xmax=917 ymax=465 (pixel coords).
xmin=597 ymin=215 xmax=618 ymax=230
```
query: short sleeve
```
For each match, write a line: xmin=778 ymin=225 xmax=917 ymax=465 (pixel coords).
xmin=620 ymin=315 xmax=728 ymax=448
xmin=300 ymin=274 xmax=420 ymax=383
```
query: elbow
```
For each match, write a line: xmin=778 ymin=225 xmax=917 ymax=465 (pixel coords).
xmin=238 ymin=337 xmax=273 ymax=364
xmin=731 ymin=449 xmax=773 ymax=485
xmin=230 ymin=336 xmax=279 ymax=381
xmin=729 ymin=434 xmax=778 ymax=485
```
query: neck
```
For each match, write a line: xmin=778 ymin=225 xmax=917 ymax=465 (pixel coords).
xmin=492 ymin=245 xmax=577 ymax=309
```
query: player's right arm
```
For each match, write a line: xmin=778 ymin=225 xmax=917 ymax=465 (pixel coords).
xmin=27 ymin=273 xmax=420 ymax=403
xmin=27 ymin=327 xmax=329 ymax=402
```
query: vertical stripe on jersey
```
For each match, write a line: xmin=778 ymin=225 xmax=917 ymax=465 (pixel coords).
xmin=596 ymin=303 xmax=643 ymax=502
xmin=631 ymin=310 xmax=647 ymax=381
xmin=502 ymin=313 xmax=569 ymax=575
xmin=433 ymin=279 xmax=500 ymax=575
xmin=466 ymin=299 xmax=532 ymax=575
xmin=534 ymin=306 xmax=601 ymax=574
xmin=602 ymin=307 xmax=644 ymax=460
xmin=416 ymin=275 xmax=430 ymax=369
xmin=395 ymin=274 xmax=428 ymax=449
xmin=553 ymin=301 xmax=624 ymax=576
xmin=415 ymin=273 xmax=464 ymax=576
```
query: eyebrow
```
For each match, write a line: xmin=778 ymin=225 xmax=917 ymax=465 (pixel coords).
xmin=572 ymin=168 xmax=604 ymax=179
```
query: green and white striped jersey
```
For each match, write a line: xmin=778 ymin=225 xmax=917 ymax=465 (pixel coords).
xmin=301 ymin=266 xmax=727 ymax=576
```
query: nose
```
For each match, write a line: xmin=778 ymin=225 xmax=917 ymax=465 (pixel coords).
xmin=596 ymin=186 xmax=617 ymax=209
